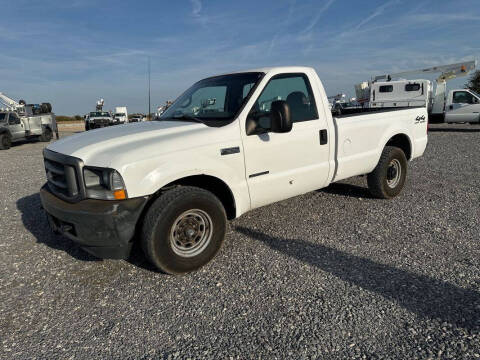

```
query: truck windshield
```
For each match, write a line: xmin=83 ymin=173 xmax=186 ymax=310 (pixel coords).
xmin=0 ymin=113 xmax=6 ymax=123
xmin=160 ymin=72 xmax=263 ymax=126
xmin=90 ymin=112 xmax=110 ymax=117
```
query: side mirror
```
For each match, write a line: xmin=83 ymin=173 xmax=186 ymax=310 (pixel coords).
xmin=270 ymin=100 xmax=292 ymax=133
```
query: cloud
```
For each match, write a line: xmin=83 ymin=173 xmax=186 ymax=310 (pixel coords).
xmin=189 ymin=0 xmax=209 ymax=26
xmin=354 ymin=0 xmax=399 ymax=30
xmin=302 ymin=0 xmax=336 ymax=33
xmin=190 ymin=0 xmax=202 ymax=17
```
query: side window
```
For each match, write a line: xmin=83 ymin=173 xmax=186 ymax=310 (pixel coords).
xmin=452 ymin=91 xmax=474 ymax=104
xmin=379 ymin=85 xmax=393 ymax=93
xmin=250 ymin=74 xmax=317 ymax=130
xmin=8 ymin=113 xmax=20 ymax=125
xmin=405 ymin=83 xmax=420 ymax=92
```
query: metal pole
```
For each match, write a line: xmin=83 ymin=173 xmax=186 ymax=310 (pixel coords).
xmin=148 ymin=57 xmax=151 ymax=120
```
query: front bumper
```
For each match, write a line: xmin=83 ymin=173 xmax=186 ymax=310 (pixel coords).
xmin=40 ymin=184 xmax=148 ymax=259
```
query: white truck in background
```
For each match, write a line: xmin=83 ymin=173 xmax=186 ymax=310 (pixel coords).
xmin=355 ymin=60 xmax=480 ymax=124
xmin=114 ymin=106 xmax=128 ymax=124
xmin=85 ymin=111 xmax=114 ymax=130
xmin=40 ymin=66 xmax=428 ymax=274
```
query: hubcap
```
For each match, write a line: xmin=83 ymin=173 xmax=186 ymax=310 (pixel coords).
xmin=170 ymin=209 xmax=213 ymax=258
xmin=386 ymin=159 xmax=401 ymax=188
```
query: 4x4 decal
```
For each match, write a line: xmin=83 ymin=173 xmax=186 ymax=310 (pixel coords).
xmin=415 ymin=115 xmax=426 ymax=124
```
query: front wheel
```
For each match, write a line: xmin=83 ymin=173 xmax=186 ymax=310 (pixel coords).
xmin=367 ymin=146 xmax=407 ymax=199
xmin=39 ymin=127 xmax=53 ymax=142
xmin=0 ymin=133 xmax=12 ymax=150
xmin=141 ymin=186 xmax=227 ymax=274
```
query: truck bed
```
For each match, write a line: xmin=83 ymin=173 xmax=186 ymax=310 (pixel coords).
xmin=332 ymin=107 xmax=428 ymax=182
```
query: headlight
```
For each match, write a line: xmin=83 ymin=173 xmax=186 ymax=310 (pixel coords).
xmin=83 ymin=167 xmax=127 ymax=200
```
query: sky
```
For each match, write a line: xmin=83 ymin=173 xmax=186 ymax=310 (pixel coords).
xmin=1 ymin=0 xmax=479 ymax=115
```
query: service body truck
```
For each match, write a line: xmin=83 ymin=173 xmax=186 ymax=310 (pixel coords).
xmin=40 ymin=67 xmax=428 ymax=274
xmin=368 ymin=79 xmax=433 ymax=110
xmin=356 ymin=60 xmax=480 ymax=124
xmin=0 ymin=106 xmax=56 ymax=150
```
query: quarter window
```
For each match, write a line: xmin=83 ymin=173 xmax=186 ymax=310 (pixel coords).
xmin=379 ymin=85 xmax=393 ymax=93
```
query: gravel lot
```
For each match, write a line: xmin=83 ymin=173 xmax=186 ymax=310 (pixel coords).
xmin=1 ymin=124 xmax=479 ymax=359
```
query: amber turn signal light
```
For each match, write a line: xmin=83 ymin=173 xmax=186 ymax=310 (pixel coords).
xmin=113 ymin=189 xmax=126 ymax=200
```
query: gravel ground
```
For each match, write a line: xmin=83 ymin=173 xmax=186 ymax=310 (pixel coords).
xmin=1 ymin=124 xmax=479 ymax=359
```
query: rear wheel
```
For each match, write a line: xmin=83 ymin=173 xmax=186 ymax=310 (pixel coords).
xmin=141 ymin=186 xmax=227 ymax=274
xmin=39 ymin=127 xmax=53 ymax=142
xmin=367 ymin=146 xmax=407 ymax=199
xmin=0 ymin=133 xmax=12 ymax=150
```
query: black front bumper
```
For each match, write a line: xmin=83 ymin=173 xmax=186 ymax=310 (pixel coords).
xmin=40 ymin=184 xmax=148 ymax=259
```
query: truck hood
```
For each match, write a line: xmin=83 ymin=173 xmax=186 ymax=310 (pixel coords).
xmin=47 ymin=120 xmax=226 ymax=168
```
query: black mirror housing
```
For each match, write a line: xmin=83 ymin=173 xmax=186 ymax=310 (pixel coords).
xmin=270 ymin=100 xmax=292 ymax=133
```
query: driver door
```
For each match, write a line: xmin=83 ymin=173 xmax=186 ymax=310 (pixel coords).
xmin=241 ymin=73 xmax=330 ymax=210
xmin=446 ymin=91 xmax=480 ymax=123
xmin=7 ymin=113 xmax=25 ymax=139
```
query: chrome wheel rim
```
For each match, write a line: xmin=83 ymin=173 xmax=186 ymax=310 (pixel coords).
xmin=170 ymin=209 xmax=213 ymax=258
xmin=386 ymin=159 xmax=401 ymax=188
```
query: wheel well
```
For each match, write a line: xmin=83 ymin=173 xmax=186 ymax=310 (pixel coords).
xmin=149 ymin=175 xmax=236 ymax=220
xmin=386 ymin=134 xmax=411 ymax=160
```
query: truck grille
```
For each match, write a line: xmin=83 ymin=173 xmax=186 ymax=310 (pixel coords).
xmin=43 ymin=149 xmax=84 ymax=202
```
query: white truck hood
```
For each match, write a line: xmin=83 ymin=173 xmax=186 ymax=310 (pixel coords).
xmin=47 ymin=121 xmax=225 ymax=168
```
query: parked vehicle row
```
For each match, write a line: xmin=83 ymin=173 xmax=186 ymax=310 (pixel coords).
xmin=40 ymin=66 xmax=428 ymax=274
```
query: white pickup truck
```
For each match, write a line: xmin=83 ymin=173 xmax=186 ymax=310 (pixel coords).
xmin=40 ymin=67 xmax=428 ymax=274
xmin=443 ymin=88 xmax=480 ymax=123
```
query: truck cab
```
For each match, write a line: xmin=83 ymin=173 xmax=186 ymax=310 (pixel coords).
xmin=444 ymin=89 xmax=480 ymax=123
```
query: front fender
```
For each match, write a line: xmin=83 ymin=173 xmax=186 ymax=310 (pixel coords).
xmin=118 ymin=148 xmax=251 ymax=217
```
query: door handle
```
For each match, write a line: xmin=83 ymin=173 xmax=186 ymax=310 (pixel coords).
xmin=319 ymin=129 xmax=328 ymax=145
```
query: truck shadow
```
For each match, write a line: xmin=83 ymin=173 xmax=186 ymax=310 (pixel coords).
xmin=319 ymin=182 xmax=374 ymax=199
xmin=235 ymin=226 xmax=480 ymax=332
xmin=16 ymin=193 xmax=100 ymax=262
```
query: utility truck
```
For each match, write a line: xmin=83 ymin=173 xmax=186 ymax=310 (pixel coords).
xmin=355 ymin=60 xmax=480 ymax=124
xmin=40 ymin=67 xmax=428 ymax=274
xmin=0 ymin=92 xmax=56 ymax=150
xmin=85 ymin=99 xmax=114 ymax=130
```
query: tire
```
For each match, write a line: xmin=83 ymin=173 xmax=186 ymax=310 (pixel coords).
xmin=367 ymin=146 xmax=407 ymax=199
xmin=0 ymin=133 xmax=12 ymax=150
xmin=141 ymin=186 xmax=227 ymax=274
xmin=39 ymin=127 xmax=53 ymax=142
